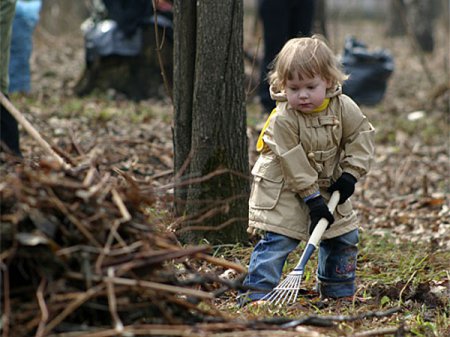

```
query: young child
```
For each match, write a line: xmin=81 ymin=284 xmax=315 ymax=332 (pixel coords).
xmin=239 ymin=35 xmax=375 ymax=306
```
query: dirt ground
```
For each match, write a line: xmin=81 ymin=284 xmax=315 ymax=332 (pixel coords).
xmin=4 ymin=7 xmax=449 ymax=337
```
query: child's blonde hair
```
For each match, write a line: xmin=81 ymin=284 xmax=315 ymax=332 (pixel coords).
xmin=268 ymin=35 xmax=348 ymax=91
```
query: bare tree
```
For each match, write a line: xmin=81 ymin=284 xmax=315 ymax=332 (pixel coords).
xmin=387 ymin=0 xmax=440 ymax=53
xmin=172 ymin=1 xmax=250 ymax=244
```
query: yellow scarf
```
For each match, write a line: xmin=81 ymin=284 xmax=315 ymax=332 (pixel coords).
xmin=256 ymin=98 xmax=330 ymax=152
xmin=310 ymin=98 xmax=330 ymax=113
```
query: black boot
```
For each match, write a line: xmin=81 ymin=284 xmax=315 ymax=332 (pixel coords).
xmin=0 ymin=95 xmax=22 ymax=157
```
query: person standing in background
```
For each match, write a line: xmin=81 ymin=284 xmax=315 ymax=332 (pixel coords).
xmin=9 ymin=0 xmax=42 ymax=93
xmin=0 ymin=0 xmax=22 ymax=157
xmin=257 ymin=0 xmax=315 ymax=115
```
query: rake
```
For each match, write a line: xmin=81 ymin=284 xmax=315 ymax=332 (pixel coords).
xmin=261 ymin=191 xmax=340 ymax=305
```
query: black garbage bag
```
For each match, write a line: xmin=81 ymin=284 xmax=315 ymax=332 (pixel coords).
xmin=341 ymin=36 xmax=394 ymax=106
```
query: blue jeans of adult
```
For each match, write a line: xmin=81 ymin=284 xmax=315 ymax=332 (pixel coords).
xmin=239 ymin=229 xmax=359 ymax=305
xmin=9 ymin=0 xmax=42 ymax=93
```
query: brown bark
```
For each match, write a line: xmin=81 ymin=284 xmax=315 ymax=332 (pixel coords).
xmin=172 ymin=0 xmax=196 ymax=215
xmin=173 ymin=0 xmax=250 ymax=244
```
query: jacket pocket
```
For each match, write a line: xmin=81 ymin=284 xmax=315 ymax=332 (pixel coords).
xmin=249 ymin=156 xmax=284 ymax=210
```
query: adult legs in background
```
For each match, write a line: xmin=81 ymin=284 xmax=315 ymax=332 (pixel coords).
xmin=9 ymin=0 xmax=42 ymax=93
xmin=257 ymin=0 xmax=315 ymax=114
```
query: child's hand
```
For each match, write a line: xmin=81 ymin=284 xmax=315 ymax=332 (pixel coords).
xmin=328 ymin=173 xmax=357 ymax=204
xmin=306 ymin=196 xmax=335 ymax=235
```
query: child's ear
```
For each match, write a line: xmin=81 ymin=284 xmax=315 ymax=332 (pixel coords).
xmin=326 ymin=79 xmax=333 ymax=89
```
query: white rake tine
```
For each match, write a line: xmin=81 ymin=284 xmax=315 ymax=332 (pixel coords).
xmin=290 ymin=275 xmax=303 ymax=303
xmin=274 ymin=295 xmax=284 ymax=305
xmin=275 ymin=276 xmax=296 ymax=304
xmin=286 ymin=277 xmax=300 ymax=303
xmin=261 ymin=288 xmax=277 ymax=302
xmin=287 ymin=274 xmax=298 ymax=286
xmin=266 ymin=293 xmax=278 ymax=303
xmin=269 ymin=286 xmax=285 ymax=304
xmin=277 ymin=276 xmax=291 ymax=290
xmin=275 ymin=291 xmax=288 ymax=305
xmin=285 ymin=275 xmax=297 ymax=291
xmin=266 ymin=278 xmax=287 ymax=299
xmin=270 ymin=279 xmax=290 ymax=304
xmin=262 ymin=267 xmax=306 ymax=305
xmin=284 ymin=275 xmax=298 ymax=289
xmin=273 ymin=289 xmax=289 ymax=304
xmin=268 ymin=271 xmax=304 ymax=305
xmin=265 ymin=292 xmax=278 ymax=303
xmin=282 ymin=276 xmax=299 ymax=304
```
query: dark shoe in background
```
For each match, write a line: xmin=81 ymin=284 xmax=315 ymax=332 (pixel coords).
xmin=0 ymin=96 xmax=22 ymax=158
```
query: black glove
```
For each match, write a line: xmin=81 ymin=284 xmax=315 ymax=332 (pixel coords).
xmin=306 ymin=196 xmax=335 ymax=235
xmin=328 ymin=172 xmax=357 ymax=204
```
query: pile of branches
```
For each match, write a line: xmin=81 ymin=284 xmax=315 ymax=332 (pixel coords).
xmin=0 ymin=157 xmax=245 ymax=337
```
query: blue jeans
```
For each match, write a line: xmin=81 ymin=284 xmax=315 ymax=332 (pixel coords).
xmin=9 ymin=0 xmax=42 ymax=93
xmin=238 ymin=229 xmax=359 ymax=305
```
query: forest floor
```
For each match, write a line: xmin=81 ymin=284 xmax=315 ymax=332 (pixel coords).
xmin=3 ymin=12 xmax=449 ymax=337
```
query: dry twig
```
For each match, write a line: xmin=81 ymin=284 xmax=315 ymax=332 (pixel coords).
xmin=0 ymin=91 xmax=71 ymax=169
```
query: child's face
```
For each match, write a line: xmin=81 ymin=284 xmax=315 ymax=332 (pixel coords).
xmin=285 ymin=73 xmax=331 ymax=113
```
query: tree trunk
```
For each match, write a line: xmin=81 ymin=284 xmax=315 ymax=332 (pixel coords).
xmin=173 ymin=0 xmax=250 ymax=244
xmin=172 ymin=0 xmax=196 ymax=215
xmin=386 ymin=0 xmax=406 ymax=36
xmin=387 ymin=0 xmax=436 ymax=52
xmin=406 ymin=0 xmax=435 ymax=52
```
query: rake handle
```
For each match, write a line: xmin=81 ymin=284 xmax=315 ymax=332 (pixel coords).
xmin=309 ymin=190 xmax=340 ymax=247
xmin=293 ymin=191 xmax=340 ymax=272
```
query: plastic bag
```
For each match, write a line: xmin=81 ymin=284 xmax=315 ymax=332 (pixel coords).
xmin=341 ymin=36 xmax=394 ymax=106
xmin=82 ymin=19 xmax=143 ymax=63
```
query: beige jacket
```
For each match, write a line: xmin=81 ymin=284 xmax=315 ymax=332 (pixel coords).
xmin=248 ymin=86 xmax=375 ymax=241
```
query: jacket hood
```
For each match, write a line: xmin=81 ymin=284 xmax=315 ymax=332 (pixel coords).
xmin=269 ymin=84 xmax=342 ymax=102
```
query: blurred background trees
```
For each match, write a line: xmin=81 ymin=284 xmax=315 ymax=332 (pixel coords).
xmin=29 ymin=0 xmax=447 ymax=244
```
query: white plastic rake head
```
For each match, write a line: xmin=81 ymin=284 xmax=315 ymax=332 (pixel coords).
xmin=261 ymin=269 xmax=304 ymax=305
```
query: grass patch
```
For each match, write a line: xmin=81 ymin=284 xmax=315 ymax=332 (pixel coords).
xmin=220 ymin=230 xmax=449 ymax=336
xmin=11 ymin=92 xmax=164 ymax=124
xmin=369 ymin=108 xmax=448 ymax=146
